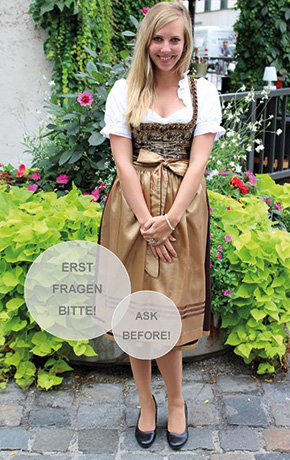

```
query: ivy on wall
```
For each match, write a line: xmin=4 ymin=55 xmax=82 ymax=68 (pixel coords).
xmin=111 ymin=0 xmax=161 ymax=55
xmin=29 ymin=0 xmax=114 ymax=100
xmin=231 ymin=0 xmax=290 ymax=90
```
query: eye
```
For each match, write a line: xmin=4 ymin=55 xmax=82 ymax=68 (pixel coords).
xmin=172 ymin=38 xmax=181 ymax=42
xmin=153 ymin=37 xmax=161 ymax=41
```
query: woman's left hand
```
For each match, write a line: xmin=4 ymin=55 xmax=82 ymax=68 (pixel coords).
xmin=140 ymin=215 xmax=173 ymax=244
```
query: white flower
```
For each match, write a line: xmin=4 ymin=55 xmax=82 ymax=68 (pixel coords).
xmin=221 ymin=142 xmax=225 ymax=149
xmin=241 ymin=84 xmax=246 ymax=91
xmin=230 ymin=161 xmax=235 ymax=167
xmin=276 ymin=128 xmax=282 ymax=136
xmin=48 ymin=80 xmax=55 ymax=87
xmin=42 ymin=74 xmax=47 ymax=80
xmin=232 ymin=138 xmax=238 ymax=144
xmin=227 ymin=113 xmax=234 ymax=120
xmin=217 ymin=160 xmax=221 ymax=165
xmin=255 ymin=144 xmax=265 ymax=152
xmin=247 ymin=145 xmax=253 ymax=152
xmin=235 ymin=164 xmax=242 ymax=173
xmin=254 ymin=138 xmax=262 ymax=144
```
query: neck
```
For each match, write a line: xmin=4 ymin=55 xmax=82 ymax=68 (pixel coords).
xmin=153 ymin=68 xmax=184 ymax=88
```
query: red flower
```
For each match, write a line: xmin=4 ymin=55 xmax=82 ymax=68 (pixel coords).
xmin=16 ymin=164 xmax=26 ymax=177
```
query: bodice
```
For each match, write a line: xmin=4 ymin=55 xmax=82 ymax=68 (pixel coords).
xmin=131 ymin=76 xmax=198 ymax=160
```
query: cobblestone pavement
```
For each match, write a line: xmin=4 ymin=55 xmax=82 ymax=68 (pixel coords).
xmin=0 ymin=349 xmax=289 ymax=459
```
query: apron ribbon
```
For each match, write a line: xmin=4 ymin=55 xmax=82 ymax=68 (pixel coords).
xmin=133 ymin=148 xmax=189 ymax=278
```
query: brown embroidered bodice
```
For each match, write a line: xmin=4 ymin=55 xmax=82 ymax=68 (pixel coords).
xmin=130 ymin=76 xmax=198 ymax=159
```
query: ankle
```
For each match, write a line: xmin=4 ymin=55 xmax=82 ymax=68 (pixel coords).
xmin=139 ymin=393 xmax=154 ymax=406
xmin=168 ymin=395 xmax=184 ymax=407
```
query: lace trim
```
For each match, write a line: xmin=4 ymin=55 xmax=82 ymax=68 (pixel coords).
xmin=130 ymin=75 xmax=198 ymax=132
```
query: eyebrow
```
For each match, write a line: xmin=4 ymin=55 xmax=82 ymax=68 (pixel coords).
xmin=153 ymin=34 xmax=182 ymax=38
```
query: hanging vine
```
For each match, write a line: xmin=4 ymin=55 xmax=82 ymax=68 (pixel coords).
xmin=29 ymin=0 xmax=114 ymax=102
xmin=231 ymin=0 xmax=290 ymax=90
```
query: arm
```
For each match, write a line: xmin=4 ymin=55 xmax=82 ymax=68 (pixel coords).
xmin=109 ymin=134 xmax=152 ymax=226
xmin=166 ymin=132 xmax=215 ymax=227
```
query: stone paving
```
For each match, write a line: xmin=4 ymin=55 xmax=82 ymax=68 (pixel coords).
xmin=0 ymin=349 xmax=289 ymax=459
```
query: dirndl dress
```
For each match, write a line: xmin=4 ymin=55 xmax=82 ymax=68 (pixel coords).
xmin=98 ymin=75 xmax=211 ymax=351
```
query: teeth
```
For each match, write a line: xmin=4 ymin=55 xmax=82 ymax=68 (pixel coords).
xmin=160 ymin=56 xmax=172 ymax=61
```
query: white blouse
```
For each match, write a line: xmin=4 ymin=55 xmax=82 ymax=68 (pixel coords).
xmin=100 ymin=70 xmax=226 ymax=142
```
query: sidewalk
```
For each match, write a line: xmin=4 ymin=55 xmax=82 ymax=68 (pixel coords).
xmin=0 ymin=349 xmax=289 ymax=459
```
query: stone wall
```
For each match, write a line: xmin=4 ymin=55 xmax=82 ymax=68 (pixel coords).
xmin=0 ymin=0 xmax=53 ymax=168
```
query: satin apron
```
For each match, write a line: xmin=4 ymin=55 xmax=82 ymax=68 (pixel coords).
xmin=98 ymin=76 xmax=211 ymax=351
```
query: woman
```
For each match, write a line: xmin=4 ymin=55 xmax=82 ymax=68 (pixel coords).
xmin=99 ymin=1 xmax=225 ymax=450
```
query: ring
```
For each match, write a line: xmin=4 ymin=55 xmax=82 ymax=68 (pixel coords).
xmin=148 ymin=238 xmax=157 ymax=245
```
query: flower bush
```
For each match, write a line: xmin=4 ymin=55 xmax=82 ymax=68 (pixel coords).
xmin=0 ymin=184 xmax=103 ymax=390
xmin=208 ymin=189 xmax=290 ymax=375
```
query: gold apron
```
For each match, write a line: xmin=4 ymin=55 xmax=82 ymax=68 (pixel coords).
xmin=98 ymin=76 xmax=211 ymax=351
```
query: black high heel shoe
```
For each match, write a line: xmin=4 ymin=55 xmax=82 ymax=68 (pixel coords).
xmin=167 ymin=400 xmax=188 ymax=450
xmin=135 ymin=394 xmax=157 ymax=448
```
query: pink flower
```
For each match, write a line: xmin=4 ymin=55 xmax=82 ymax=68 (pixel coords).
xmin=223 ymin=289 xmax=233 ymax=296
xmin=217 ymin=245 xmax=222 ymax=252
xmin=83 ymin=192 xmax=90 ymax=195
xmin=246 ymin=170 xmax=257 ymax=186
xmin=225 ymin=235 xmax=232 ymax=242
xmin=91 ymin=188 xmax=100 ymax=200
xmin=16 ymin=164 xmax=26 ymax=177
xmin=140 ymin=7 xmax=150 ymax=15
xmin=263 ymin=199 xmax=272 ymax=203
xmin=56 ymin=174 xmax=69 ymax=184
xmin=32 ymin=171 xmax=41 ymax=181
xmin=27 ymin=184 xmax=39 ymax=193
xmin=274 ymin=202 xmax=282 ymax=211
xmin=216 ymin=253 xmax=222 ymax=259
xmin=77 ymin=91 xmax=94 ymax=107
xmin=103 ymin=194 xmax=108 ymax=202
xmin=210 ymin=232 xmax=212 ymax=239
xmin=209 ymin=207 xmax=213 ymax=214
xmin=99 ymin=183 xmax=106 ymax=191
xmin=226 ymin=206 xmax=231 ymax=210
xmin=219 ymin=171 xmax=227 ymax=176
xmin=210 ymin=261 xmax=213 ymax=269
xmin=205 ymin=169 xmax=209 ymax=174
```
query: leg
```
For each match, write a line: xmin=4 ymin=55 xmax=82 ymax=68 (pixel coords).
xmin=129 ymin=356 xmax=156 ymax=431
xmin=155 ymin=348 xmax=186 ymax=433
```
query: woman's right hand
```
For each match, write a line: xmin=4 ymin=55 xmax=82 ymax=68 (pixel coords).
xmin=148 ymin=234 xmax=178 ymax=263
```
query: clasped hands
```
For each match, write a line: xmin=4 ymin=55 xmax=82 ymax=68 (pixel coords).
xmin=140 ymin=215 xmax=178 ymax=263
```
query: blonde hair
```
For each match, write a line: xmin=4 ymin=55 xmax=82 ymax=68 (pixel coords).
xmin=125 ymin=1 xmax=193 ymax=129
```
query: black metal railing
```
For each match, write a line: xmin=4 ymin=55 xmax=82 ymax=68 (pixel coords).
xmin=220 ymin=87 xmax=290 ymax=181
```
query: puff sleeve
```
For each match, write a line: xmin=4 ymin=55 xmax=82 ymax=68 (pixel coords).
xmin=194 ymin=78 xmax=226 ymax=141
xmin=100 ymin=79 xmax=132 ymax=139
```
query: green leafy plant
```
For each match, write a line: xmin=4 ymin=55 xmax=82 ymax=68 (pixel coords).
xmin=0 ymin=184 xmax=102 ymax=390
xmin=209 ymin=189 xmax=290 ymax=375
xmin=231 ymin=0 xmax=290 ymax=90
xmin=28 ymin=0 xmax=115 ymax=101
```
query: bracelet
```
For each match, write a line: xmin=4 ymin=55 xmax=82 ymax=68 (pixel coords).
xmin=164 ymin=213 xmax=175 ymax=231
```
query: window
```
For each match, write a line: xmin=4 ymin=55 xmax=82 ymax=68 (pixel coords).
xmin=221 ymin=0 xmax=228 ymax=8
xmin=204 ymin=0 xmax=212 ymax=12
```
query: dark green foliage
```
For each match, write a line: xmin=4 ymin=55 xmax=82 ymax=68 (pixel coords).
xmin=231 ymin=0 xmax=290 ymax=90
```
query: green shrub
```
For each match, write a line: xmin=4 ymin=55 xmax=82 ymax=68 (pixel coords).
xmin=0 ymin=184 xmax=102 ymax=390
xmin=209 ymin=189 xmax=290 ymax=375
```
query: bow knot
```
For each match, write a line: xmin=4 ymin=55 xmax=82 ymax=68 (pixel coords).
xmin=133 ymin=148 xmax=189 ymax=278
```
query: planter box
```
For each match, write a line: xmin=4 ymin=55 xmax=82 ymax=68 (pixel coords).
xmin=68 ymin=312 xmax=229 ymax=366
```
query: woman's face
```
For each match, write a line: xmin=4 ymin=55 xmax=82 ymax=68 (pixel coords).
xmin=148 ymin=18 xmax=185 ymax=73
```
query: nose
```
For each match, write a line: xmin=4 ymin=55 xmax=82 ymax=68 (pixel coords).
xmin=160 ymin=41 xmax=171 ymax=53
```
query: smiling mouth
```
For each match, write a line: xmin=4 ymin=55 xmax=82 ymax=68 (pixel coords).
xmin=158 ymin=56 xmax=174 ymax=61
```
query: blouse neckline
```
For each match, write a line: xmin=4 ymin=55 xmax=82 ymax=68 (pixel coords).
xmin=148 ymin=70 xmax=190 ymax=120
